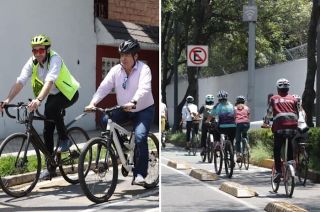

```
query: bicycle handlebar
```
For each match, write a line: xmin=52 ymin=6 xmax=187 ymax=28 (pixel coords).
xmin=85 ymin=105 xmax=136 ymax=114
xmin=1 ymin=101 xmax=47 ymax=121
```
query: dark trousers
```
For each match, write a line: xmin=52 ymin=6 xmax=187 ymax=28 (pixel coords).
xmin=235 ymin=123 xmax=250 ymax=153
xmin=274 ymin=133 xmax=294 ymax=173
xmin=186 ymin=121 xmax=199 ymax=142
xmin=214 ymin=127 xmax=236 ymax=146
xmin=43 ymin=91 xmax=79 ymax=155
xmin=201 ymin=122 xmax=208 ymax=148
xmin=104 ymin=105 xmax=155 ymax=178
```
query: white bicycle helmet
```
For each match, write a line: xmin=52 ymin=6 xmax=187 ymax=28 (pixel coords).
xmin=186 ymin=96 xmax=194 ymax=103
xmin=276 ymin=78 xmax=290 ymax=89
xmin=217 ymin=90 xmax=228 ymax=100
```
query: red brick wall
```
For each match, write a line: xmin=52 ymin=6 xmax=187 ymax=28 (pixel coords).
xmin=108 ymin=0 xmax=159 ymax=26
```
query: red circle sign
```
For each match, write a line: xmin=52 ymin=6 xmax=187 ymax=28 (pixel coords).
xmin=188 ymin=47 xmax=207 ymax=65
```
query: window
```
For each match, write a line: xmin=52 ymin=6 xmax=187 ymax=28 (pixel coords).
xmin=94 ymin=0 xmax=108 ymax=19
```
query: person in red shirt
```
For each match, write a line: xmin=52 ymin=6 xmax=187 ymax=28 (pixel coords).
xmin=264 ymin=78 xmax=299 ymax=183
xmin=234 ymin=96 xmax=250 ymax=162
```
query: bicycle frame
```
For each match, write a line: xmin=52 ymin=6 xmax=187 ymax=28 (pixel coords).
xmin=108 ymin=120 xmax=135 ymax=173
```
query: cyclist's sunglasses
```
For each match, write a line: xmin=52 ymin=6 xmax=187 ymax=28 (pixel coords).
xmin=122 ymin=76 xmax=128 ymax=89
xmin=32 ymin=48 xmax=46 ymax=55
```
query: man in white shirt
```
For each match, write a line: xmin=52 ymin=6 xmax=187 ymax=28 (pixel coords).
xmin=85 ymin=39 xmax=155 ymax=186
xmin=181 ymin=96 xmax=199 ymax=149
xmin=0 ymin=34 xmax=80 ymax=180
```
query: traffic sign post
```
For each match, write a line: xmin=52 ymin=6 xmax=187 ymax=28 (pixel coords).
xmin=187 ymin=45 xmax=208 ymax=67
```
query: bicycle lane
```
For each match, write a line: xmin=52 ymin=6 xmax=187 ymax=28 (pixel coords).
xmin=161 ymin=144 xmax=320 ymax=211
xmin=0 ymin=171 xmax=159 ymax=211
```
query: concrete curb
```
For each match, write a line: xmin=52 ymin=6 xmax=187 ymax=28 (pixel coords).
xmin=189 ymin=169 xmax=219 ymax=181
xmin=264 ymin=201 xmax=308 ymax=212
xmin=166 ymin=160 xmax=191 ymax=170
xmin=219 ymin=181 xmax=258 ymax=198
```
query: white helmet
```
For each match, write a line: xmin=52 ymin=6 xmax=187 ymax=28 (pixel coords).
xmin=205 ymin=94 xmax=214 ymax=103
xmin=276 ymin=78 xmax=290 ymax=89
xmin=186 ymin=96 xmax=194 ymax=103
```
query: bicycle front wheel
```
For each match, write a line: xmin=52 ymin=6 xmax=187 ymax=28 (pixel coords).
xmin=207 ymin=134 xmax=214 ymax=163
xmin=0 ymin=133 xmax=41 ymax=197
xmin=284 ymin=165 xmax=295 ymax=197
xmin=144 ymin=133 xmax=159 ymax=189
xmin=59 ymin=127 xmax=90 ymax=184
xmin=78 ymin=137 xmax=118 ymax=203
xmin=243 ymin=139 xmax=250 ymax=170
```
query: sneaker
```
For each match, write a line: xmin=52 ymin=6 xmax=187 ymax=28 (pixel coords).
xmin=39 ymin=169 xmax=57 ymax=181
xmin=132 ymin=174 xmax=146 ymax=186
xmin=273 ymin=172 xmax=281 ymax=183
xmin=57 ymin=139 xmax=72 ymax=152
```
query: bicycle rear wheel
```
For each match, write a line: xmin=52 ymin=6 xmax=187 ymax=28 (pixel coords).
xmin=0 ymin=133 xmax=41 ymax=197
xmin=78 ymin=137 xmax=118 ymax=203
xmin=143 ymin=133 xmax=159 ymax=189
xmin=271 ymin=164 xmax=280 ymax=192
xmin=297 ymin=146 xmax=308 ymax=186
xmin=224 ymin=140 xmax=234 ymax=178
xmin=284 ymin=165 xmax=295 ymax=197
xmin=58 ymin=127 xmax=90 ymax=184
xmin=191 ymin=133 xmax=198 ymax=156
xmin=207 ymin=136 xmax=214 ymax=163
xmin=243 ymin=139 xmax=250 ymax=170
xmin=213 ymin=144 xmax=223 ymax=175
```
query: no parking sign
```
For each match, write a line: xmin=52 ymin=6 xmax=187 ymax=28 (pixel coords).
xmin=187 ymin=45 xmax=208 ymax=67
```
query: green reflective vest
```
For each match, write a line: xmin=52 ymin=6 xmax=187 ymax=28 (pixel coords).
xmin=31 ymin=50 xmax=80 ymax=100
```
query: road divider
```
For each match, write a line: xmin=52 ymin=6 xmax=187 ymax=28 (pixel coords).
xmin=219 ymin=182 xmax=258 ymax=198
xmin=264 ymin=201 xmax=308 ymax=212
xmin=189 ymin=169 xmax=219 ymax=181
xmin=166 ymin=160 xmax=191 ymax=170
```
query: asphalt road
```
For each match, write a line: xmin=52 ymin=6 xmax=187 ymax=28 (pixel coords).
xmin=161 ymin=143 xmax=320 ymax=211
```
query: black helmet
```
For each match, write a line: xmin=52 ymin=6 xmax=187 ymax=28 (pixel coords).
xmin=217 ymin=90 xmax=228 ymax=100
xmin=119 ymin=39 xmax=140 ymax=54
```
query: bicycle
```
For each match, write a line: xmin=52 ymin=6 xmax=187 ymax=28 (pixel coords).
xmin=236 ymin=136 xmax=250 ymax=170
xmin=270 ymin=132 xmax=296 ymax=197
xmin=200 ymin=122 xmax=215 ymax=163
xmin=0 ymin=101 xmax=90 ymax=197
xmin=293 ymin=129 xmax=310 ymax=186
xmin=77 ymin=106 xmax=159 ymax=203
xmin=213 ymin=132 xmax=234 ymax=178
xmin=188 ymin=121 xmax=200 ymax=156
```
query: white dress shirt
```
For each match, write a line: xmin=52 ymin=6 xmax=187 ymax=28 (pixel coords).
xmin=182 ymin=103 xmax=198 ymax=121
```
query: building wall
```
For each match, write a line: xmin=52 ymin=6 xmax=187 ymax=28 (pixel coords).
xmin=0 ymin=0 xmax=97 ymax=139
xmin=108 ymin=0 xmax=159 ymax=26
xmin=166 ymin=59 xmax=309 ymax=124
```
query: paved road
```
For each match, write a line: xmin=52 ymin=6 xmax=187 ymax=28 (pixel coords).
xmin=0 ymin=128 xmax=160 ymax=212
xmin=161 ymin=143 xmax=320 ymax=211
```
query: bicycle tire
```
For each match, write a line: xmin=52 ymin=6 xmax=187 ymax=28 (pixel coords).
xmin=192 ymin=133 xmax=198 ymax=156
xmin=143 ymin=133 xmax=159 ymax=189
xmin=78 ymin=137 xmax=118 ymax=203
xmin=224 ymin=140 xmax=234 ymax=178
xmin=297 ymin=146 xmax=308 ymax=186
xmin=214 ymin=146 xmax=223 ymax=175
xmin=271 ymin=164 xmax=280 ymax=192
xmin=284 ymin=165 xmax=295 ymax=197
xmin=0 ymin=133 xmax=41 ymax=197
xmin=236 ymin=140 xmax=243 ymax=169
xmin=59 ymin=127 xmax=90 ymax=184
xmin=201 ymin=136 xmax=209 ymax=162
xmin=243 ymin=139 xmax=250 ymax=170
xmin=207 ymin=136 xmax=214 ymax=163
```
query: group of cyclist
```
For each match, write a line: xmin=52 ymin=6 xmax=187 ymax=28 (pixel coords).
xmin=0 ymin=35 xmax=154 ymax=186
xmin=181 ymin=77 xmax=308 ymax=178
xmin=181 ymin=90 xmax=250 ymax=163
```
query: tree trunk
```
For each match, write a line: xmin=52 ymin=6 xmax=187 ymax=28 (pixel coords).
xmin=302 ymin=0 xmax=318 ymax=127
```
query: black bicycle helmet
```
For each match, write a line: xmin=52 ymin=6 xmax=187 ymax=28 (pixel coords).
xmin=217 ymin=90 xmax=228 ymax=100
xmin=119 ymin=39 xmax=140 ymax=54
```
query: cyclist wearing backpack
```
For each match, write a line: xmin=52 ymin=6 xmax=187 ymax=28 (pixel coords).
xmin=234 ymin=96 xmax=250 ymax=162
xmin=208 ymin=90 xmax=236 ymax=145
xmin=263 ymin=78 xmax=299 ymax=183
xmin=199 ymin=94 xmax=215 ymax=155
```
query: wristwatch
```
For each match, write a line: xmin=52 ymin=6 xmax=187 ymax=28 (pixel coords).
xmin=130 ymin=100 xmax=137 ymax=105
